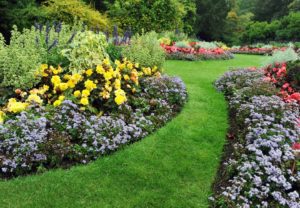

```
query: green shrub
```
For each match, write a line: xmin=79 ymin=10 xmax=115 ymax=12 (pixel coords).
xmin=0 ymin=26 xmax=46 ymax=90
xmin=123 ymin=32 xmax=165 ymax=69
xmin=159 ymin=31 xmax=188 ymax=43
xmin=61 ymin=31 xmax=108 ymax=72
xmin=40 ymin=0 xmax=111 ymax=30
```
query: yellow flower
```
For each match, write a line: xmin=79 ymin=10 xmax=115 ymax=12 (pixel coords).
xmin=124 ymin=74 xmax=130 ymax=81
xmin=82 ymin=89 xmax=90 ymax=97
xmin=114 ymin=89 xmax=127 ymax=105
xmin=115 ymin=95 xmax=127 ymax=105
xmin=74 ymin=90 xmax=81 ymax=98
xmin=132 ymin=88 xmax=136 ymax=93
xmin=152 ymin=66 xmax=158 ymax=72
xmin=72 ymin=74 xmax=82 ymax=82
xmin=67 ymin=80 xmax=76 ymax=88
xmin=100 ymin=90 xmax=110 ymax=99
xmin=26 ymin=94 xmax=43 ymax=105
xmin=142 ymin=67 xmax=152 ymax=76
xmin=58 ymin=83 xmax=69 ymax=91
xmin=114 ymin=79 xmax=121 ymax=89
xmin=64 ymin=74 xmax=72 ymax=80
xmin=39 ymin=85 xmax=49 ymax=94
xmin=127 ymin=62 xmax=133 ymax=70
xmin=135 ymin=63 xmax=139 ymax=68
xmin=7 ymin=98 xmax=28 ymax=113
xmin=58 ymin=95 xmax=65 ymax=101
xmin=103 ymin=57 xmax=110 ymax=65
xmin=0 ymin=111 xmax=6 ymax=124
xmin=80 ymin=97 xmax=89 ymax=105
xmin=51 ymin=75 xmax=61 ymax=86
xmin=96 ymin=65 xmax=105 ymax=74
xmin=84 ymin=80 xmax=97 ymax=91
xmin=85 ymin=69 xmax=93 ymax=76
xmin=53 ymin=100 xmax=62 ymax=107
xmin=104 ymin=71 xmax=113 ymax=81
xmin=115 ymin=60 xmax=121 ymax=66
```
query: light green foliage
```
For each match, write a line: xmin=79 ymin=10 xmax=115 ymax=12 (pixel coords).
xmin=195 ymin=41 xmax=218 ymax=49
xmin=0 ymin=26 xmax=46 ymax=89
xmin=262 ymin=47 xmax=299 ymax=66
xmin=40 ymin=0 xmax=111 ymax=30
xmin=123 ymin=32 xmax=165 ymax=69
xmin=106 ymin=0 xmax=186 ymax=34
xmin=61 ymin=31 xmax=108 ymax=72
xmin=175 ymin=41 xmax=191 ymax=48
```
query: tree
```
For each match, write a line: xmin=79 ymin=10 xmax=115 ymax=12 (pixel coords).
xmin=252 ymin=0 xmax=293 ymax=21
xmin=194 ymin=0 xmax=231 ymax=41
xmin=0 ymin=0 xmax=40 ymax=41
xmin=106 ymin=0 xmax=186 ymax=33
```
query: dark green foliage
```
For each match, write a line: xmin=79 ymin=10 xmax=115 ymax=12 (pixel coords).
xmin=106 ymin=43 xmax=123 ymax=62
xmin=195 ymin=0 xmax=231 ymax=40
xmin=0 ymin=0 xmax=41 ymax=41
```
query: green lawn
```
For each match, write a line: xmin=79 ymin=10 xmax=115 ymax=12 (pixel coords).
xmin=0 ymin=55 xmax=265 ymax=208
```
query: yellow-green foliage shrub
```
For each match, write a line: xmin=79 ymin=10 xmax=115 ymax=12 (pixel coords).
xmin=123 ymin=32 xmax=165 ymax=69
xmin=61 ymin=31 xmax=109 ymax=73
xmin=41 ymin=0 xmax=111 ymax=30
xmin=0 ymin=27 xmax=46 ymax=90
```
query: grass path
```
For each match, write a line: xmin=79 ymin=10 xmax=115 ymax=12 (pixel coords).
xmin=0 ymin=55 xmax=265 ymax=208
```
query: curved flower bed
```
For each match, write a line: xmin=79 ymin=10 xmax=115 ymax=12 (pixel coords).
xmin=161 ymin=43 xmax=233 ymax=61
xmin=0 ymin=74 xmax=187 ymax=178
xmin=212 ymin=67 xmax=300 ymax=207
xmin=0 ymin=24 xmax=188 ymax=178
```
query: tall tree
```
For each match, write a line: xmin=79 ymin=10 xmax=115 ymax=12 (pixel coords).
xmin=195 ymin=0 xmax=231 ymax=40
xmin=252 ymin=0 xmax=293 ymax=21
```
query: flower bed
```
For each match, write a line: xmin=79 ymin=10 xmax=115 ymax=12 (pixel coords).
xmin=160 ymin=42 xmax=234 ymax=61
xmin=0 ymin=23 xmax=187 ymax=178
xmin=212 ymin=66 xmax=300 ymax=207
xmin=229 ymin=46 xmax=287 ymax=55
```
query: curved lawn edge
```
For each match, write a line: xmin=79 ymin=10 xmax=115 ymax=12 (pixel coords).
xmin=0 ymin=55 xmax=266 ymax=208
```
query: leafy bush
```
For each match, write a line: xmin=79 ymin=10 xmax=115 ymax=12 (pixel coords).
xmin=0 ymin=26 xmax=46 ymax=90
xmin=40 ymin=0 xmax=111 ymax=30
xmin=123 ymin=32 xmax=165 ymax=69
xmin=61 ymin=31 xmax=109 ymax=72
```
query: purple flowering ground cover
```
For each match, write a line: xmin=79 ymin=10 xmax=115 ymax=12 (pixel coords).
xmin=0 ymin=55 xmax=266 ymax=207
xmin=213 ymin=68 xmax=300 ymax=207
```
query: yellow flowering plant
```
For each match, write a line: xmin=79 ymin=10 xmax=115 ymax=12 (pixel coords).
xmin=0 ymin=57 xmax=161 ymax=121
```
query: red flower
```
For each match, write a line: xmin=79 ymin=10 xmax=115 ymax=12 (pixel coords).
xmin=288 ymin=93 xmax=300 ymax=102
xmin=292 ymin=143 xmax=300 ymax=150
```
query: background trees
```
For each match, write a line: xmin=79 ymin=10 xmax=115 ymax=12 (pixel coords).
xmin=0 ymin=0 xmax=299 ymax=44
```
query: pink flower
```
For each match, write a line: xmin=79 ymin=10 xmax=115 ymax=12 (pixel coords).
xmin=282 ymin=83 xmax=290 ymax=89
